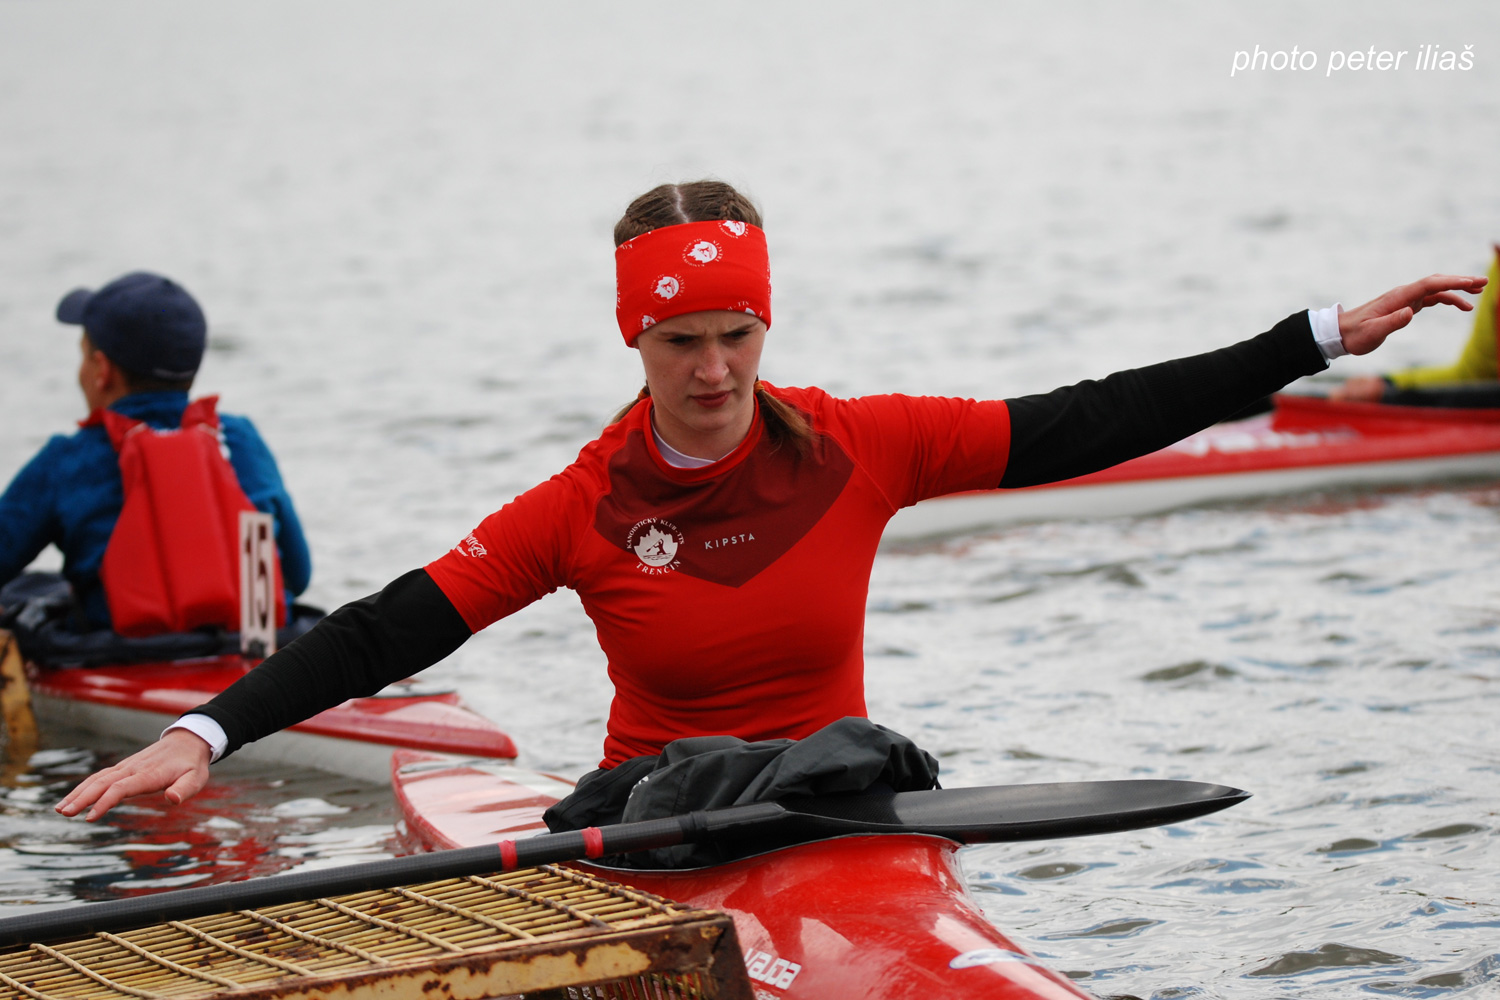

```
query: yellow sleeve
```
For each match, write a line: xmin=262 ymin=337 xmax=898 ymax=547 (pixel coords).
xmin=1388 ymin=252 xmax=1499 ymax=388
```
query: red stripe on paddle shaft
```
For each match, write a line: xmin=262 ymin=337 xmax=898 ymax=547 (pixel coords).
xmin=582 ymin=827 xmax=605 ymax=858
xmin=499 ymin=841 xmax=518 ymax=871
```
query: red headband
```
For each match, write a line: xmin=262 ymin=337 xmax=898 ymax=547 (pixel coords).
xmin=615 ymin=220 xmax=772 ymax=345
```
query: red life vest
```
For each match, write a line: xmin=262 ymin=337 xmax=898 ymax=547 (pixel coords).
xmin=90 ymin=397 xmax=286 ymax=637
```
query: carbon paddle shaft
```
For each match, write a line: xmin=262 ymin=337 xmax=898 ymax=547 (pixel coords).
xmin=506 ymin=802 xmax=788 ymax=871
xmin=0 ymin=803 xmax=789 ymax=947
xmin=0 ymin=782 xmax=1244 ymax=947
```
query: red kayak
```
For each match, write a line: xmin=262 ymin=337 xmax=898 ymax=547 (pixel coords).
xmin=390 ymin=750 xmax=1093 ymax=1000
xmin=29 ymin=657 xmax=518 ymax=782
xmin=887 ymin=395 xmax=1500 ymax=538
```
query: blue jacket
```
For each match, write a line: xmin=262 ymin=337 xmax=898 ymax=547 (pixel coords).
xmin=0 ymin=391 xmax=312 ymax=629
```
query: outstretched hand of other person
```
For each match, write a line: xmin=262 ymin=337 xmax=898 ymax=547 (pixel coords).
xmin=1329 ymin=374 xmax=1390 ymax=402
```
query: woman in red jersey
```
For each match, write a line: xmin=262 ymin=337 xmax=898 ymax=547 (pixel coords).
xmin=59 ymin=181 xmax=1486 ymax=827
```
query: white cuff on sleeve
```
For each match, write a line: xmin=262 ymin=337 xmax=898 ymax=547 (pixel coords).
xmin=1309 ymin=304 xmax=1346 ymax=360
xmin=163 ymin=714 xmax=228 ymax=763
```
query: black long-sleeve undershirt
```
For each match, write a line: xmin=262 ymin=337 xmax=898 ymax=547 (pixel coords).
xmin=1001 ymin=311 xmax=1325 ymax=487
xmin=191 ymin=568 xmax=470 ymax=757
xmin=193 ymin=311 xmax=1327 ymax=759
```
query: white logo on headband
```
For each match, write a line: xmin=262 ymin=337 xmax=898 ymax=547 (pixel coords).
xmin=685 ymin=240 xmax=720 ymax=265
xmin=641 ymin=315 xmax=656 ymax=330
xmin=720 ymin=220 xmax=747 ymax=237
xmin=653 ymin=276 xmax=681 ymax=300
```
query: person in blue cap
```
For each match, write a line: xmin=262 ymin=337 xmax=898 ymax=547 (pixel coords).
xmin=0 ymin=272 xmax=312 ymax=634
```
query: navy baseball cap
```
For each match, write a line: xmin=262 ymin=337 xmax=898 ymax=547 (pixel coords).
xmin=56 ymin=272 xmax=207 ymax=381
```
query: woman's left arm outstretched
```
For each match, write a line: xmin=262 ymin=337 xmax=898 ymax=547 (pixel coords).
xmin=1001 ymin=273 xmax=1486 ymax=489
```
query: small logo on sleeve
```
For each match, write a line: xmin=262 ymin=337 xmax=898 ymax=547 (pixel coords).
xmin=627 ymin=518 xmax=684 ymax=575
xmin=455 ymin=533 xmax=487 ymax=558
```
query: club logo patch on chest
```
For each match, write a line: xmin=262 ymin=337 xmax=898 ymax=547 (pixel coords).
xmin=627 ymin=517 xmax=684 ymax=575
xmin=595 ymin=425 xmax=855 ymax=588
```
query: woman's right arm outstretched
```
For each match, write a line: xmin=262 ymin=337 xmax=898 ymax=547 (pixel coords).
xmin=56 ymin=568 xmax=472 ymax=820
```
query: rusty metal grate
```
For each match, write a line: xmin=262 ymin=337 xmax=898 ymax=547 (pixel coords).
xmin=0 ymin=865 xmax=752 ymax=1000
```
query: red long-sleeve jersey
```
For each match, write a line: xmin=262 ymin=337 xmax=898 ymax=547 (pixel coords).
xmin=427 ymin=384 xmax=1011 ymax=767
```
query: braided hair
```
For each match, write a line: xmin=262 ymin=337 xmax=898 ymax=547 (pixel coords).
xmin=611 ymin=181 xmax=811 ymax=454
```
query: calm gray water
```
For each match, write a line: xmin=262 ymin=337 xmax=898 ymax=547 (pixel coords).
xmin=2 ymin=2 xmax=1499 ymax=996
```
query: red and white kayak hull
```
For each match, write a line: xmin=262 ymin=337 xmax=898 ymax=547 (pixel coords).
xmin=390 ymin=751 xmax=1091 ymax=1000
xmin=887 ymin=396 xmax=1500 ymax=539
xmin=29 ymin=657 xmax=518 ymax=783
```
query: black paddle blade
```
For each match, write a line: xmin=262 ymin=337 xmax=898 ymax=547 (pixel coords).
xmin=777 ymin=779 xmax=1250 ymax=843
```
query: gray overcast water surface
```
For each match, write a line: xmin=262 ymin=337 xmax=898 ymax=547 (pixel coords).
xmin=1 ymin=3 xmax=1498 ymax=996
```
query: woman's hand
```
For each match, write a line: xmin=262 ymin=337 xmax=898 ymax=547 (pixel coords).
xmin=1338 ymin=274 xmax=1489 ymax=356
xmin=55 ymin=728 xmax=212 ymax=821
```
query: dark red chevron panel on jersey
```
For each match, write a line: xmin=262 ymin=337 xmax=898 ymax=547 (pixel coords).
xmin=593 ymin=427 xmax=854 ymax=588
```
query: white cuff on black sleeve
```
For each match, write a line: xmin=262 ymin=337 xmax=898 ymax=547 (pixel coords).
xmin=162 ymin=714 xmax=228 ymax=763
xmin=1309 ymin=304 xmax=1346 ymax=360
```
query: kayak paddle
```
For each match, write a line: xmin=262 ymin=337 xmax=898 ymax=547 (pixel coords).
xmin=0 ymin=778 xmax=1247 ymax=946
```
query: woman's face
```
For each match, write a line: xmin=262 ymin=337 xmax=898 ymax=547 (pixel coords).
xmin=635 ymin=310 xmax=767 ymax=460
